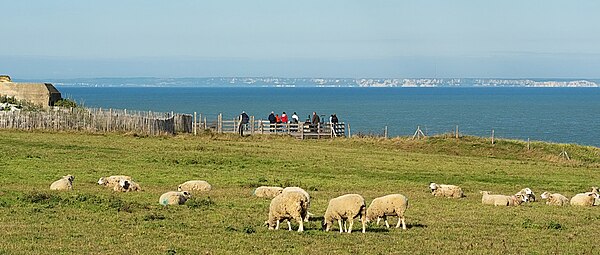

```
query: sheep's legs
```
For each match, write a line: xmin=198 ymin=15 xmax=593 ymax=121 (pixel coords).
xmin=297 ymin=220 xmax=304 ymax=232
xmin=338 ymin=219 xmax=343 ymax=233
xmin=287 ymin=220 xmax=292 ymax=231
xmin=384 ymin=216 xmax=390 ymax=228
xmin=275 ymin=220 xmax=280 ymax=230
xmin=399 ymin=218 xmax=406 ymax=230
xmin=376 ymin=217 xmax=381 ymax=226
xmin=347 ymin=219 xmax=354 ymax=233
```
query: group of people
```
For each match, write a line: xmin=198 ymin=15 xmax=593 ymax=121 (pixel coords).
xmin=237 ymin=111 xmax=341 ymax=136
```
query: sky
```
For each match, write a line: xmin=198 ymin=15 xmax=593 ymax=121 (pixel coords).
xmin=1 ymin=0 xmax=599 ymax=79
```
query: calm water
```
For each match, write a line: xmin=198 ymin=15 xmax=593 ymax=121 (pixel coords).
xmin=58 ymin=87 xmax=600 ymax=147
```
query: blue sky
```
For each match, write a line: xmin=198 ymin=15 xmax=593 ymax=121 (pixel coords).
xmin=1 ymin=0 xmax=599 ymax=78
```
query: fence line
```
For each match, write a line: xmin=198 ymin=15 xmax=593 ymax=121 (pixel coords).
xmin=0 ymin=108 xmax=191 ymax=135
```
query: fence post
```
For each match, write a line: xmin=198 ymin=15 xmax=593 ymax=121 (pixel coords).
xmin=300 ymin=123 xmax=304 ymax=139
xmin=193 ymin=112 xmax=197 ymax=135
xmin=347 ymin=123 xmax=351 ymax=138
xmin=384 ymin=126 xmax=388 ymax=139
xmin=260 ymin=120 xmax=264 ymax=134
xmin=218 ymin=113 xmax=222 ymax=133
xmin=250 ymin=116 xmax=255 ymax=135
xmin=527 ymin=138 xmax=530 ymax=150
xmin=455 ymin=125 xmax=459 ymax=139
xmin=491 ymin=129 xmax=495 ymax=145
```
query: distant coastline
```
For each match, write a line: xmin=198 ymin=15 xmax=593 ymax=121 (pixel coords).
xmin=17 ymin=77 xmax=600 ymax=88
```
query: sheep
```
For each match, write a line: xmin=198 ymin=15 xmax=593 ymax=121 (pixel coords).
xmin=178 ymin=180 xmax=212 ymax=192
xmin=323 ymin=194 xmax=366 ymax=233
xmin=429 ymin=182 xmax=464 ymax=198
xmin=282 ymin=187 xmax=312 ymax=222
xmin=515 ymin=188 xmax=536 ymax=202
xmin=540 ymin=191 xmax=569 ymax=206
xmin=50 ymin=175 xmax=74 ymax=191
xmin=113 ymin=179 xmax=142 ymax=192
xmin=265 ymin=191 xmax=309 ymax=232
xmin=253 ymin=186 xmax=283 ymax=198
xmin=480 ymin=191 xmax=528 ymax=206
xmin=590 ymin=187 xmax=599 ymax=206
xmin=97 ymin=175 xmax=132 ymax=187
xmin=366 ymin=194 xmax=409 ymax=229
xmin=159 ymin=191 xmax=191 ymax=206
xmin=570 ymin=192 xmax=599 ymax=206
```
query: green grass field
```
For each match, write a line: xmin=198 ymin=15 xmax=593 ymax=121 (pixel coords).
xmin=0 ymin=130 xmax=599 ymax=254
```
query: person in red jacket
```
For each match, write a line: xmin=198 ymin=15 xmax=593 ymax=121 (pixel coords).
xmin=281 ymin=112 xmax=289 ymax=123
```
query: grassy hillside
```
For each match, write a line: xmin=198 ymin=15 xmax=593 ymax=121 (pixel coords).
xmin=0 ymin=130 xmax=598 ymax=254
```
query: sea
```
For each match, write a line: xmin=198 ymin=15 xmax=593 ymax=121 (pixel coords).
xmin=57 ymin=86 xmax=600 ymax=147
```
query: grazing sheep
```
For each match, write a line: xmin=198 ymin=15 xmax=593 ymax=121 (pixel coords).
xmin=540 ymin=192 xmax=569 ymax=206
xmin=178 ymin=180 xmax=212 ymax=192
xmin=429 ymin=182 xmax=464 ymax=198
xmin=159 ymin=191 xmax=191 ymax=206
xmin=98 ymin=175 xmax=132 ymax=187
xmin=113 ymin=179 xmax=142 ymax=192
xmin=366 ymin=194 xmax=409 ymax=229
xmin=323 ymin=194 xmax=366 ymax=233
xmin=50 ymin=175 xmax=75 ymax=191
xmin=570 ymin=192 xmax=599 ymax=206
xmin=481 ymin=191 xmax=528 ymax=206
xmin=282 ymin=187 xmax=312 ymax=222
xmin=253 ymin=186 xmax=283 ymax=198
xmin=515 ymin=188 xmax=536 ymax=202
xmin=266 ymin=191 xmax=309 ymax=232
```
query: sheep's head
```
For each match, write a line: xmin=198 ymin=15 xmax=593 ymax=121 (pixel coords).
xmin=523 ymin=188 xmax=534 ymax=195
xmin=429 ymin=182 xmax=438 ymax=192
xmin=177 ymin=185 xmax=183 ymax=192
xmin=181 ymin=191 xmax=192 ymax=199
xmin=64 ymin=175 xmax=75 ymax=182
xmin=540 ymin=192 xmax=551 ymax=200
xmin=97 ymin=177 xmax=106 ymax=185
xmin=591 ymin=187 xmax=599 ymax=193
xmin=516 ymin=194 xmax=529 ymax=203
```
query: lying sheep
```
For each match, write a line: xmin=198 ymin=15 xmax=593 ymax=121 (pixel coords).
xmin=253 ymin=186 xmax=283 ymax=198
xmin=178 ymin=180 xmax=212 ymax=192
xmin=481 ymin=191 xmax=528 ymax=206
xmin=323 ymin=194 xmax=366 ymax=233
xmin=50 ymin=175 xmax=75 ymax=191
xmin=429 ymin=182 xmax=464 ymax=198
xmin=266 ymin=191 xmax=309 ymax=232
xmin=159 ymin=191 xmax=192 ymax=206
xmin=366 ymin=194 xmax=409 ymax=229
xmin=113 ymin=179 xmax=142 ymax=192
xmin=540 ymin=191 xmax=569 ymax=206
xmin=570 ymin=192 xmax=599 ymax=206
xmin=515 ymin=188 xmax=536 ymax=202
xmin=282 ymin=187 xmax=312 ymax=222
xmin=590 ymin=187 xmax=599 ymax=206
xmin=98 ymin=175 xmax=132 ymax=187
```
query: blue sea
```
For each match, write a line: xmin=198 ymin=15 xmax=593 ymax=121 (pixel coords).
xmin=57 ymin=87 xmax=600 ymax=147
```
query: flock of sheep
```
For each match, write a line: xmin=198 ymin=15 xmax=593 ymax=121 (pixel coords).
xmin=49 ymin=175 xmax=599 ymax=233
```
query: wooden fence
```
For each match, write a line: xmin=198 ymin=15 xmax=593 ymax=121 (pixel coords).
xmin=0 ymin=108 xmax=192 ymax=135
xmin=193 ymin=113 xmax=347 ymax=139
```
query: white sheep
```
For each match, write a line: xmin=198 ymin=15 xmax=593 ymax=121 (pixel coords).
xmin=282 ymin=187 xmax=312 ymax=222
xmin=480 ymin=191 xmax=528 ymax=206
xmin=366 ymin=194 xmax=409 ymax=229
xmin=515 ymin=188 xmax=536 ymax=202
xmin=113 ymin=179 xmax=142 ymax=192
xmin=253 ymin=186 xmax=283 ymax=198
xmin=590 ymin=187 xmax=599 ymax=206
xmin=323 ymin=194 xmax=366 ymax=233
xmin=159 ymin=191 xmax=192 ymax=206
xmin=266 ymin=191 xmax=309 ymax=232
xmin=570 ymin=192 xmax=599 ymax=206
xmin=50 ymin=175 xmax=74 ymax=191
xmin=97 ymin=175 xmax=132 ymax=187
xmin=540 ymin=191 xmax=569 ymax=206
xmin=178 ymin=180 xmax=212 ymax=192
xmin=429 ymin=182 xmax=464 ymax=198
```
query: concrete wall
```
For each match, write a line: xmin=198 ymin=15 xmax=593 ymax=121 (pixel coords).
xmin=0 ymin=82 xmax=62 ymax=109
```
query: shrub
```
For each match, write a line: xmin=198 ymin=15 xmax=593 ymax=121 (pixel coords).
xmin=53 ymin=98 xmax=77 ymax=108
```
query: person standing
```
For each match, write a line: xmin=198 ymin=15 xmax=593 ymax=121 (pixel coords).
xmin=281 ymin=112 xmax=289 ymax=123
xmin=311 ymin=111 xmax=320 ymax=132
xmin=268 ymin=111 xmax=276 ymax=132
xmin=291 ymin=112 xmax=299 ymax=124
xmin=331 ymin=113 xmax=339 ymax=135
xmin=239 ymin=111 xmax=249 ymax=136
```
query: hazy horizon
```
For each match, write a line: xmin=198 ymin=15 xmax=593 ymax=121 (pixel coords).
xmin=2 ymin=1 xmax=599 ymax=79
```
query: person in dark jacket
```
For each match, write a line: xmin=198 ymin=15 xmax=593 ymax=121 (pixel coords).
xmin=311 ymin=112 xmax=320 ymax=132
xmin=239 ymin=111 xmax=249 ymax=136
xmin=268 ymin=111 xmax=276 ymax=132
xmin=330 ymin=113 xmax=339 ymax=135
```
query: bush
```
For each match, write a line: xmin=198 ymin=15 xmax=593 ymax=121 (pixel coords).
xmin=53 ymin=98 xmax=77 ymax=108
